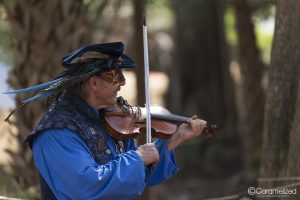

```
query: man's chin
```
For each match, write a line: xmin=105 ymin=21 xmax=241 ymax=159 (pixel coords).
xmin=109 ymin=97 xmax=117 ymax=104
xmin=107 ymin=95 xmax=118 ymax=104
xmin=95 ymin=97 xmax=118 ymax=109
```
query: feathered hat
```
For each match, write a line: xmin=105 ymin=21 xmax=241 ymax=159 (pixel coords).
xmin=3 ymin=42 xmax=136 ymax=122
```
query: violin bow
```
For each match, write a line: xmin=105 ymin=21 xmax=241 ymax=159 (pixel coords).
xmin=143 ymin=16 xmax=152 ymax=144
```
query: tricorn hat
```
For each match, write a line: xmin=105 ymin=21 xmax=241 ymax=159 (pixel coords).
xmin=62 ymin=42 xmax=136 ymax=69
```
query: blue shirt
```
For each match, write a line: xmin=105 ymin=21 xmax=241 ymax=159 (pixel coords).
xmin=32 ymin=129 xmax=179 ymax=200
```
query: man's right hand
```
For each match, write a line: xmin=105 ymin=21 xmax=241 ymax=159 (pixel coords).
xmin=135 ymin=143 xmax=159 ymax=166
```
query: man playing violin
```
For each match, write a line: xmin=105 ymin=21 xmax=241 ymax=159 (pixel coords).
xmin=5 ymin=42 xmax=207 ymax=200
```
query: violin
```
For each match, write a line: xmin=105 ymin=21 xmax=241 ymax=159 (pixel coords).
xmin=101 ymin=97 xmax=217 ymax=141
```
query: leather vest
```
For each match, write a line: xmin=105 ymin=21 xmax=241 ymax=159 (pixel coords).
xmin=24 ymin=92 xmax=129 ymax=199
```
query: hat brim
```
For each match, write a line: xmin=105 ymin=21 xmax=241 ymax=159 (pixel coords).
xmin=120 ymin=54 xmax=137 ymax=69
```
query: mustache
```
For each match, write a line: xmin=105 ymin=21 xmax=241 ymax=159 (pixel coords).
xmin=115 ymin=86 xmax=121 ymax=93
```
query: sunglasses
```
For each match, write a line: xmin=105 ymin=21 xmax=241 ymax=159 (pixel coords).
xmin=99 ymin=69 xmax=125 ymax=85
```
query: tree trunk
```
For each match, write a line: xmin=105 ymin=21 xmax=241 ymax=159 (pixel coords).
xmin=171 ymin=0 xmax=240 ymax=173
xmin=259 ymin=1 xmax=300 ymax=196
xmin=4 ymin=0 xmax=92 ymax=187
xmin=286 ymin=77 xmax=300 ymax=200
xmin=172 ymin=0 xmax=237 ymax=126
xmin=132 ymin=0 xmax=146 ymax=111
xmin=232 ymin=0 xmax=265 ymax=174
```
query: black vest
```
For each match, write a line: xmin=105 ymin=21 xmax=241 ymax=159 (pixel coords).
xmin=24 ymin=93 xmax=130 ymax=199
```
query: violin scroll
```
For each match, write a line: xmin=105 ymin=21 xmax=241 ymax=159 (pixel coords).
xmin=203 ymin=124 xmax=218 ymax=138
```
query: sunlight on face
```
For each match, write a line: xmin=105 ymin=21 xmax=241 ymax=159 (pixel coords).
xmin=92 ymin=74 xmax=125 ymax=108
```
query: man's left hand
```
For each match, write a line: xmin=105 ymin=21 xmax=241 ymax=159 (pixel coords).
xmin=167 ymin=115 xmax=207 ymax=151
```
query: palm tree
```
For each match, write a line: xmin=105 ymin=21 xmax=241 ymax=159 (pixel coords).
xmin=1 ymin=0 xmax=92 ymax=187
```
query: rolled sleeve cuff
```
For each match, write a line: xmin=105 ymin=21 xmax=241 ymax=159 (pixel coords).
xmin=145 ymin=139 xmax=179 ymax=187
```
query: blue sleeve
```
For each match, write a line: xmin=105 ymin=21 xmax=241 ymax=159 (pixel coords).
xmin=32 ymin=129 xmax=146 ymax=200
xmin=145 ymin=139 xmax=179 ymax=187
xmin=126 ymin=139 xmax=179 ymax=187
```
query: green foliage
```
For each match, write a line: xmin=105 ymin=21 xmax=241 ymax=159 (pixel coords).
xmin=148 ymin=0 xmax=171 ymax=9
xmin=224 ymin=6 xmax=237 ymax=47
xmin=147 ymin=0 xmax=173 ymax=19
xmin=250 ymin=150 xmax=261 ymax=171
xmin=255 ymin=21 xmax=274 ymax=63
xmin=251 ymin=0 xmax=275 ymax=20
xmin=86 ymin=0 xmax=111 ymax=20
xmin=251 ymin=0 xmax=275 ymax=64
xmin=83 ymin=0 xmax=93 ymax=5
xmin=224 ymin=2 xmax=274 ymax=64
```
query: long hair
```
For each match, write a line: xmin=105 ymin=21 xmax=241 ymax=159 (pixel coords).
xmin=46 ymin=61 xmax=96 ymax=107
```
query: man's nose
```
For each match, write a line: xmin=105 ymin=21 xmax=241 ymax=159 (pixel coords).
xmin=119 ymin=79 xmax=126 ymax=86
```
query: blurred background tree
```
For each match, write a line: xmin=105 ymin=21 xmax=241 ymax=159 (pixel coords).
xmin=169 ymin=0 xmax=241 ymax=176
xmin=259 ymin=1 xmax=300 ymax=200
xmin=0 ymin=0 xmax=125 ymax=198
xmin=1 ymin=0 xmax=299 ymax=199
xmin=0 ymin=0 xmax=92 ymax=197
xmin=232 ymin=0 xmax=265 ymax=178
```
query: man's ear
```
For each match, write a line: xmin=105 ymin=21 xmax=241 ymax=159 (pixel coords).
xmin=86 ymin=76 xmax=98 ymax=91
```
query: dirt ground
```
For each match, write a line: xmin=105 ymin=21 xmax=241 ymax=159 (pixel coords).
xmin=0 ymin=110 xmax=18 ymax=166
xmin=153 ymin=168 xmax=253 ymax=200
